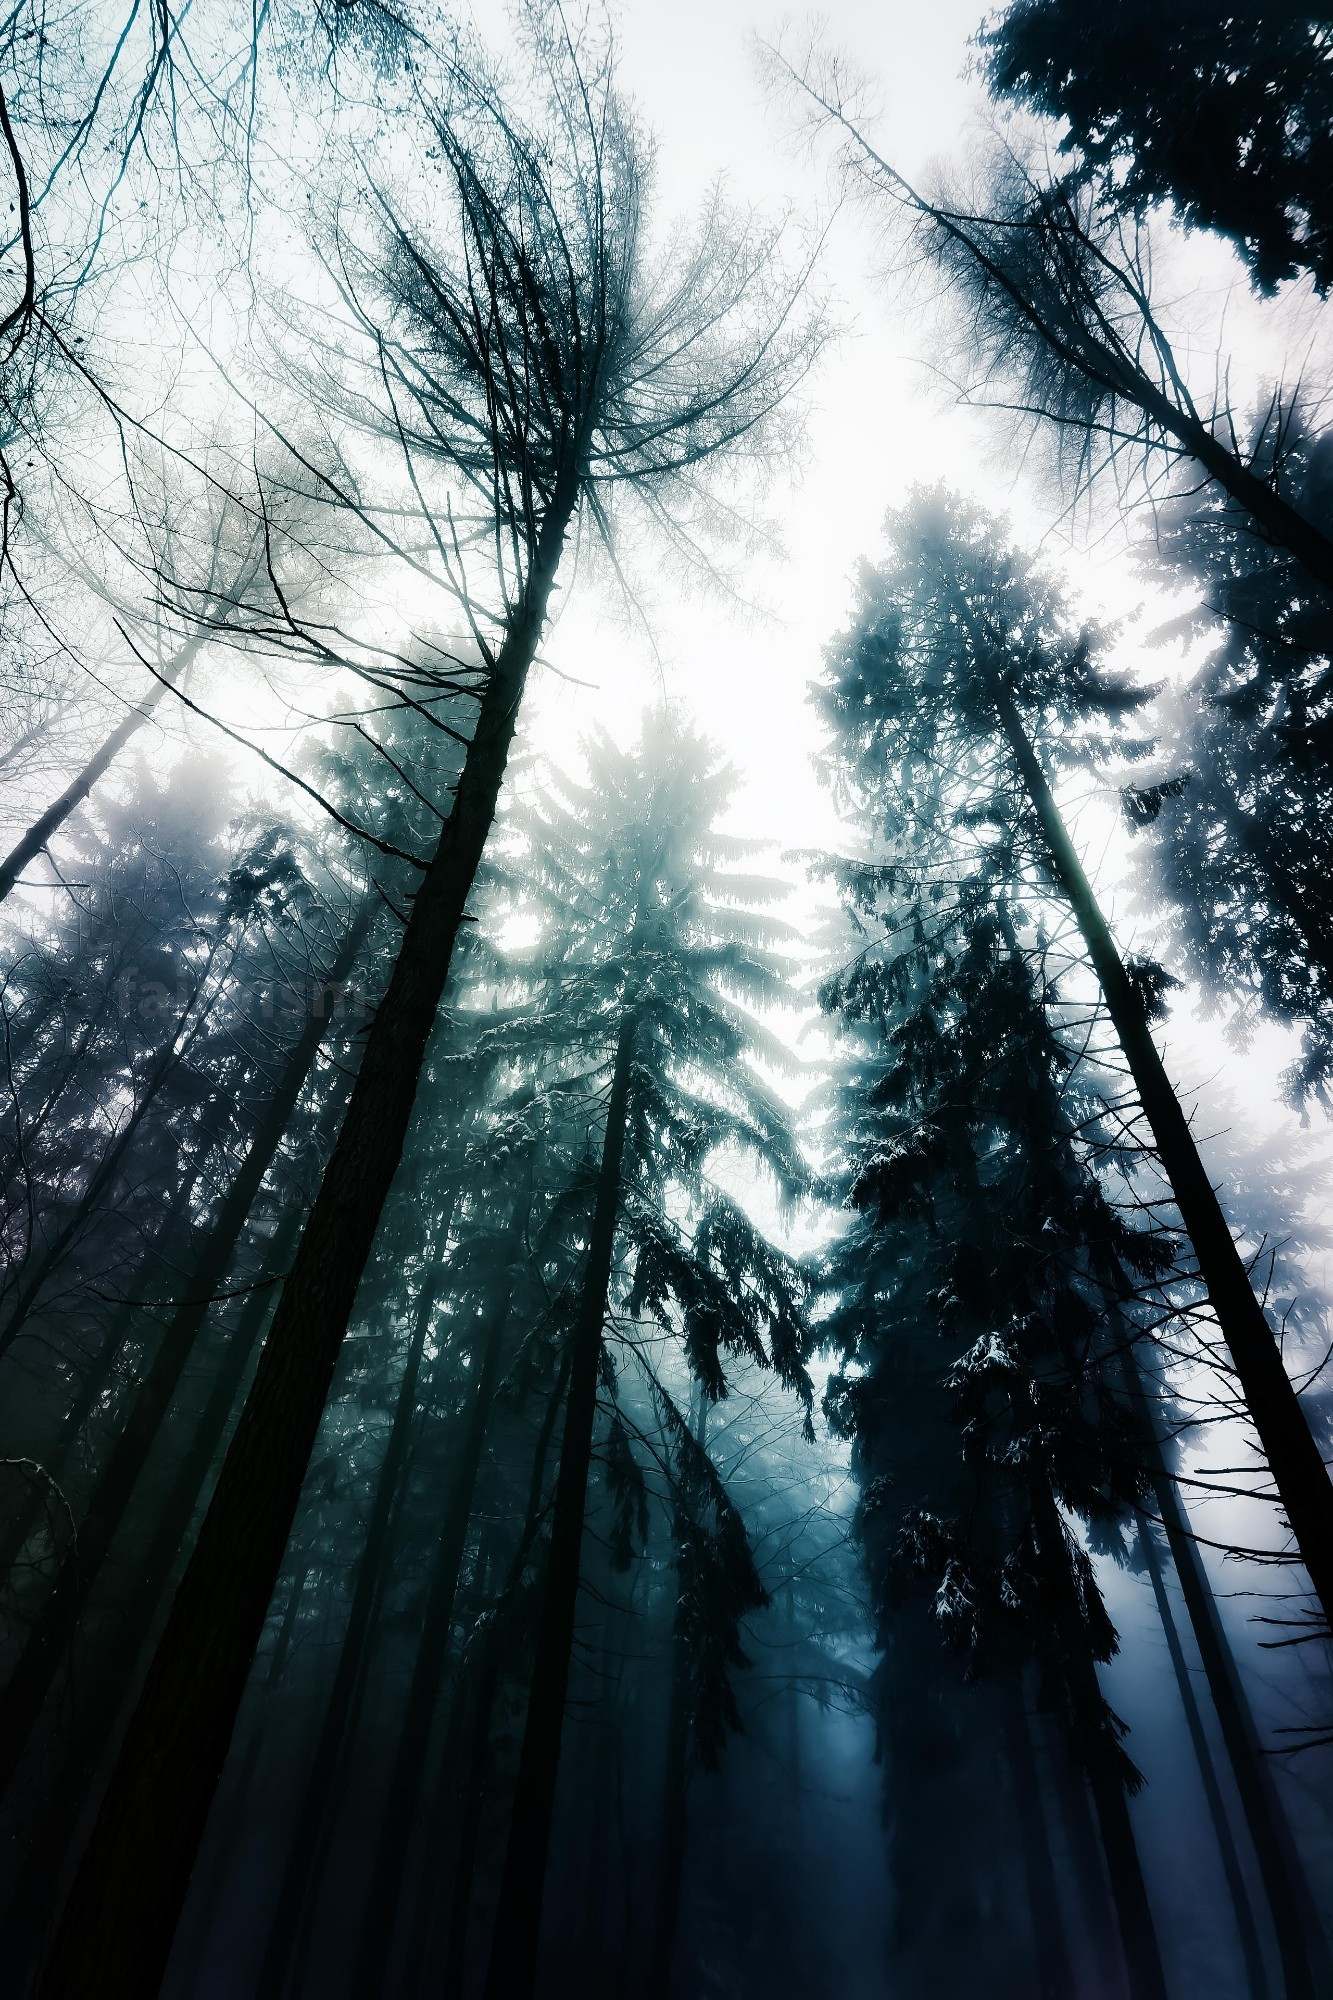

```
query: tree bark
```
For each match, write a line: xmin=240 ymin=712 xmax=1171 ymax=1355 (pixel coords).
xmin=255 ymin=1245 xmax=450 ymax=2000
xmin=0 ymin=907 xmax=372 ymax=1798
xmin=993 ymin=683 xmax=1333 ymax=1635
xmin=35 ymin=518 xmax=569 ymax=2000
xmin=481 ymin=1007 xmax=637 ymax=2000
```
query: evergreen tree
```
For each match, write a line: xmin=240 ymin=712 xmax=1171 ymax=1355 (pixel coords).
xmin=980 ymin=2 xmax=1333 ymax=294
xmin=814 ymin=485 xmax=1333 ymax=1639
xmin=1125 ymin=412 xmax=1333 ymax=1101
xmin=481 ymin=711 xmax=813 ymax=2000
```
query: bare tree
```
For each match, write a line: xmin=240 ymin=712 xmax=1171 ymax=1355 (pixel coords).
xmin=35 ymin=12 xmax=825 ymax=1994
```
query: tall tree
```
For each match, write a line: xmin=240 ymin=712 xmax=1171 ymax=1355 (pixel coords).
xmin=817 ymin=486 xmax=1333 ymax=1635
xmin=482 ymin=712 xmax=811 ymax=2000
xmin=35 ymin=19 xmax=821 ymax=1989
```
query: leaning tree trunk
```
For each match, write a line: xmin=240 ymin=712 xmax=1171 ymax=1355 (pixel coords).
xmin=0 ymin=1216 xmax=306 ymax=1997
xmin=0 ymin=636 xmax=206 ymax=908
xmin=255 ymin=1243 xmax=453 ymax=2000
xmin=35 ymin=513 xmax=572 ymax=2000
xmin=0 ymin=1022 xmax=194 ymax=1361
xmin=351 ymin=1248 xmax=523 ymax=1996
xmin=1120 ymin=1345 xmax=1332 ymax=1996
xmin=1135 ymin=1518 xmax=1269 ymax=1998
xmin=481 ymin=1008 xmax=637 ymax=2000
xmin=991 ymin=682 xmax=1333 ymax=1636
xmin=0 ymin=904 xmax=373 ymax=1798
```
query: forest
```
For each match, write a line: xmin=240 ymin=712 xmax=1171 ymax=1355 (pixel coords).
xmin=0 ymin=1 xmax=1329 ymax=1996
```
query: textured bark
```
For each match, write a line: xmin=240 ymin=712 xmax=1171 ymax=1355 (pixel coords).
xmin=481 ymin=1008 xmax=637 ymax=2000
xmin=36 ymin=526 xmax=567 ymax=2000
xmin=993 ymin=683 xmax=1333 ymax=1635
xmin=0 ymin=906 xmax=372 ymax=1798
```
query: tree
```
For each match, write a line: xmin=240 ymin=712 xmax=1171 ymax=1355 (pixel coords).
xmin=817 ymin=486 xmax=1333 ymax=1641
xmin=769 ymin=46 xmax=1333 ymax=598
xmin=481 ymin=711 xmax=811 ymax=2000
xmin=35 ymin=17 xmax=822 ymax=1987
xmin=979 ymin=2 xmax=1333 ymax=295
xmin=1124 ymin=411 xmax=1333 ymax=1102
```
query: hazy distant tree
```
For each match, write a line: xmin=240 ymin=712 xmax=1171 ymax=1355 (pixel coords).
xmin=481 ymin=713 xmax=810 ymax=2000
xmin=980 ymin=2 xmax=1333 ymax=294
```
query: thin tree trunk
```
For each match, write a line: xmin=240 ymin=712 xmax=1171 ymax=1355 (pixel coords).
xmin=1031 ymin=1480 xmax=1168 ymax=2000
xmin=481 ymin=1006 xmax=637 ymax=2000
xmin=1121 ymin=1347 xmax=1332 ymax=1997
xmin=255 ymin=1244 xmax=450 ymax=2000
xmin=0 ymin=907 xmax=372 ymax=1797
xmin=350 ymin=1269 xmax=517 ymax=1995
xmin=646 ymin=1624 xmax=691 ymax=2000
xmin=0 ymin=1026 xmax=192 ymax=1360
xmin=168 ymin=1561 xmax=314 ymax=2000
xmin=0 ymin=638 xmax=204 ymax=907
xmin=992 ymin=682 xmax=1333 ymax=1634
xmin=36 ymin=528 xmax=569 ymax=2000
xmin=998 ymin=1672 xmax=1076 ymax=2000
xmin=1136 ymin=1518 xmax=1269 ymax=1997
xmin=0 ymin=1216 xmax=305 ymax=1997
xmin=438 ymin=1362 xmax=569 ymax=2000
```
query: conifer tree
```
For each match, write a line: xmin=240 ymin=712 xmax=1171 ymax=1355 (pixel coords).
xmin=980 ymin=2 xmax=1333 ymax=295
xmin=481 ymin=712 xmax=812 ymax=2000
xmin=817 ymin=487 xmax=1333 ymax=1641
xmin=1125 ymin=413 xmax=1333 ymax=1102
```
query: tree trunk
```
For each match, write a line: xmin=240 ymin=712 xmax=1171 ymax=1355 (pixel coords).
xmin=993 ymin=682 xmax=1333 ymax=1635
xmin=436 ymin=1362 xmax=569 ymax=1999
xmin=481 ymin=1007 xmax=637 ymax=2000
xmin=351 ymin=1268 xmax=517 ymax=1996
xmin=167 ymin=1560 xmax=313 ymax=2000
xmin=646 ymin=1623 xmax=691 ymax=2000
xmin=0 ymin=1026 xmax=192 ymax=1361
xmin=0 ymin=637 xmax=205 ymax=907
xmin=255 ymin=1245 xmax=450 ymax=2000
xmin=998 ymin=1672 xmax=1076 ymax=2000
xmin=1136 ymin=1518 xmax=1269 ymax=1997
xmin=0 ymin=907 xmax=372 ymax=1798
xmin=1121 ymin=1346 xmax=1332 ymax=1996
xmin=0 ymin=1207 xmax=310 ymax=1995
xmin=34 ymin=531 xmax=569 ymax=1998
xmin=1031 ymin=1480 xmax=1168 ymax=2000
